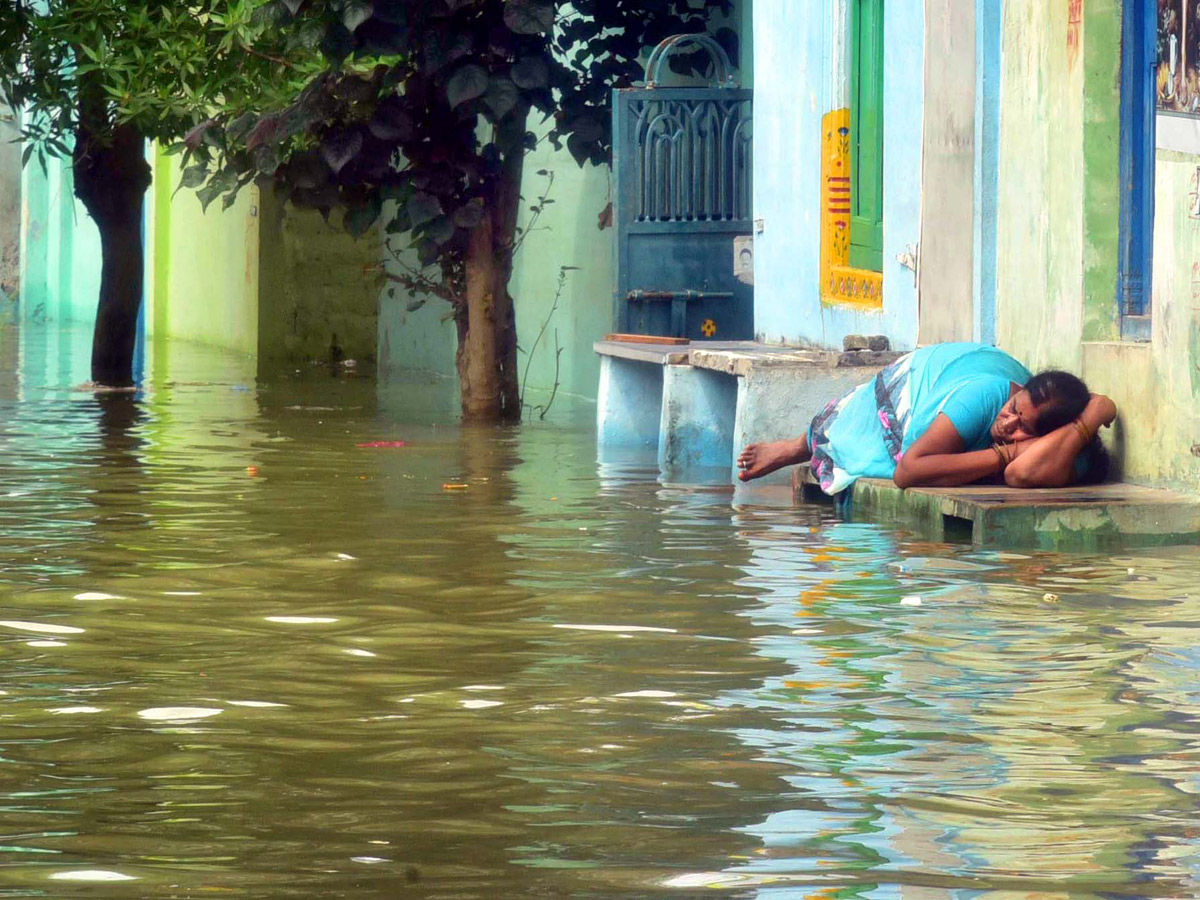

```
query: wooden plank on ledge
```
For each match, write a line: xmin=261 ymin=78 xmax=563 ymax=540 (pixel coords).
xmin=604 ymin=333 xmax=690 ymax=345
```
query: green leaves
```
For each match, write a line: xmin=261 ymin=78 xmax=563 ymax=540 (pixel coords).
xmin=446 ymin=64 xmax=488 ymax=108
xmin=510 ymin=55 xmax=549 ymax=90
xmin=179 ymin=165 xmax=209 ymax=189
xmin=321 ymin=130 xmax=362 ymax=173
xmin=344 ymin=195 xmax=382 ymax=237
xmin=342 ymin=2 xmax=374 ymax=33
xmin=148 ymin=0 xmax=736 ymax=309
xmin=503 ymin=0 xmax=554 ymax=35
xmin=484 ymin=77 xmax=519 ymax=120
xmin=407 ymin=192 xmax=443 ymax=228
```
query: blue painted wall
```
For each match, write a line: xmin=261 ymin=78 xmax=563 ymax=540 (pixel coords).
xmin=19 ymin=149 xmax=101 ymax=329
xmin=752 ymin=0 xmax=924 ymax=351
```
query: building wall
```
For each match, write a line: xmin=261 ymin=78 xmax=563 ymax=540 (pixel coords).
xmin=995 ymin=0 xmax=1200 ymax=491
xmin=377 ymin=146 xmax=615 ymax=403
xmin=257 ymin=187 xmax=383 ymax=374
xmin=19 ymin=150 xmax=102 ymax=330
xmin=752 ymin=0 xmax=924 ymax=350
xmin=0 ymin=105 xmax=20 ymax=323
xmin=149 ymin=148 xmax=259 ymax=358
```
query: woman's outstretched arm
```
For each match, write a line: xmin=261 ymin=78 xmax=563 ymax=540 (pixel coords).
xmin=893 ymin=415 xmax=1005 ymax=488
xmin=1003 ymin=394 xmax=1117 ymax=488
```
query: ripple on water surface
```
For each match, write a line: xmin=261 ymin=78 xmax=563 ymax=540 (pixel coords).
xmin=0 ymin=327 xmax=1197 ymax=897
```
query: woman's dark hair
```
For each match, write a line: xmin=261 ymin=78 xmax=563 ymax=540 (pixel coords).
xmin=1023 ymin=370 xmax=1090 ymax=435
xmin=1078 ymin=435 xmax=1111 ymax=485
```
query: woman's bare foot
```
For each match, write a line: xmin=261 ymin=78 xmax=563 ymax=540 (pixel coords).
xmin=736 ymin=436 xmax=811 ymax=482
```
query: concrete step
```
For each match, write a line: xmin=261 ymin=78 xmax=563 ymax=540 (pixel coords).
xmin=793 ymin=464 xmax=1200 ymax=549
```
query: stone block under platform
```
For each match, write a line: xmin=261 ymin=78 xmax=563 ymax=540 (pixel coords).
xmin=793 ymin=464 xmax=1200 ymax=549
xmin=594 ymin=339 xmax=902 ymax=480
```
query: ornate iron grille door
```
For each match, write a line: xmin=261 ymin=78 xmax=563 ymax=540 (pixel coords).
xmin=613 ymin=34 xmax=753 ymax=341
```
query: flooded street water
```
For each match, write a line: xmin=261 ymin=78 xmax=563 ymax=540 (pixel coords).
xmin=0 ymin=325 xmax=1199 ymax=899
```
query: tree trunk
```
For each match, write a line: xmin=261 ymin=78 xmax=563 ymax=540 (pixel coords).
xmin=455 ymin=139 xmax=524 ymax=423
xmin=73 ymin=122 xmax=151 ymax=387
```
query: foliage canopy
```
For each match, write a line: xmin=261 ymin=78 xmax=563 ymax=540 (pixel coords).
xmin=0 ymin=0 xmax=314 ymax=173
xmin=183 ymin=0 xmax=737 ymax=294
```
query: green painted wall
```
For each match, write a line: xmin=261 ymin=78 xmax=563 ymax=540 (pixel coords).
xmin=257 ymin=187 xmax=384 ymax=374
xmin=996 ymin=0 xmax=1200 ymax=490
xmin=150 ymin=149 xmax=259 ymax=358
xmin=995 ymin=0 xmax=1086 ymax=374
xmin=377 ymin=137 xmax=615 ymax=404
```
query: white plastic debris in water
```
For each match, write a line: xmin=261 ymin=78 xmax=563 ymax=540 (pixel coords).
xmin=49 ymin=870 xmax=136 ymax=882
xmin=1128 ymin=567 xmax=1136 ymax=575
xmin=1043 ymin=592 xmax=1060 ymax=602
xmin=138 ymin=707 xmax=222 ymax=723
xmin=900 ymin=596 xmax=923 ymax=607
xmin=74 ymin=592 xmax=122 ymax=601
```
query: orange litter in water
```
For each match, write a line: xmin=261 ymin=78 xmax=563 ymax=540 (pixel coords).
xmin=442 ymin=483 xmax=469 ymax=491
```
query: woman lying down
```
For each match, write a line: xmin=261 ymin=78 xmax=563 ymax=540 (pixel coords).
xmin=737 ymin=342 xmax=1115 ymax=492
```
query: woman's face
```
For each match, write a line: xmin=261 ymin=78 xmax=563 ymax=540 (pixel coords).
xmin=991 ymin=389 xmax=1042 ymax=442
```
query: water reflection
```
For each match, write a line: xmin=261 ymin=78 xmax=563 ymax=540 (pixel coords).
xmin=0 ymin=325 xmax=1196 ymax=897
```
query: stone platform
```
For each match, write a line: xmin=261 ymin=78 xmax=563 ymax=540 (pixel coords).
xmin=595 ymin=339 xmax=900 ymax=478
xmin=793 ymin=465 xmax=1200 ymax=549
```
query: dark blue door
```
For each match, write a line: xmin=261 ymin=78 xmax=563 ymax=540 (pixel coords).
xmin=612 ymin=35 xmax=753 ymax=342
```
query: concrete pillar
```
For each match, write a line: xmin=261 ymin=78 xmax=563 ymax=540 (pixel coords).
xmin=597 ymin=355 xmax=664 ymax=448
xmin=658 ymin=364 xmax=738 ymax=470
xmin=731 ymin=367 xmax=881 ymax=483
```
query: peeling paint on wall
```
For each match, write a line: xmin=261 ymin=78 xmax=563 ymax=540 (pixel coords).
xmin=1067 ymin=0 xmax=1084 ymax=70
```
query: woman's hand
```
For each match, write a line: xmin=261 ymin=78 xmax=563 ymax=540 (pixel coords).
xmin=1002 ymin=396 xmax=1114 ymax=488
xmin=1085 ymin=393 xmax=1117 ymax=429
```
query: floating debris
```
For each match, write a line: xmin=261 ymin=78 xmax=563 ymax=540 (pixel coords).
xmin=900 ymin=596 xmax=923 ymax=607
xmin=137 ymin=707 xmax=222 ymax=723
xmin=49 ymin=870 xmax=136 ymax=882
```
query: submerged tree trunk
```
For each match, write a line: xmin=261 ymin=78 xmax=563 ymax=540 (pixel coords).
xmin=73 ymin=121 xmax=152 ymax=387
xmin=455 ymin=139 xmax=524 ymax=423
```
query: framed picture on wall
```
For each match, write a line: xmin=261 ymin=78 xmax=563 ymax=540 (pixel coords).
xmin=1158 ymin=0 xmax=1200 ymax=151
xmin=1159 ymin=0 xmax=1200 ymax=115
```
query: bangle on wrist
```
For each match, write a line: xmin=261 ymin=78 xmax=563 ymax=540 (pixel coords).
xmin=992 ymin=443 xmax=1008 ymax=470
xmin=1072 ymin=418 xmax=1092 ymax=443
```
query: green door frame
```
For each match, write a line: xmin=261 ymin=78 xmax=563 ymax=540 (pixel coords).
xmin=850 ymin=0 xmax=884 ymax=272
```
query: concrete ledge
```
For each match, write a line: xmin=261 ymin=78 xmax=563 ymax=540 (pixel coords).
xmin=593 ymin=340 xmax=690 ymax=366
xmin=595 ymin=339 xmax=905 ymax=376
xmin=793 ymin=465 xmax=1200 ymax=549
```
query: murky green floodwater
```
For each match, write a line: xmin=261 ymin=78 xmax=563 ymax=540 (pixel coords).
xmin=1 ymin=325 xmax=1200 ymax=899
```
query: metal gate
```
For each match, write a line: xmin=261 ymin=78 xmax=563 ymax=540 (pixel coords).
xmin=612 ymin=34 xmax=753 ymax=341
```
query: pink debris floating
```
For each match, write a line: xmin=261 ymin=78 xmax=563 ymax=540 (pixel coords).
xmin=356 ymin=441 xmax=408 ymax=449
